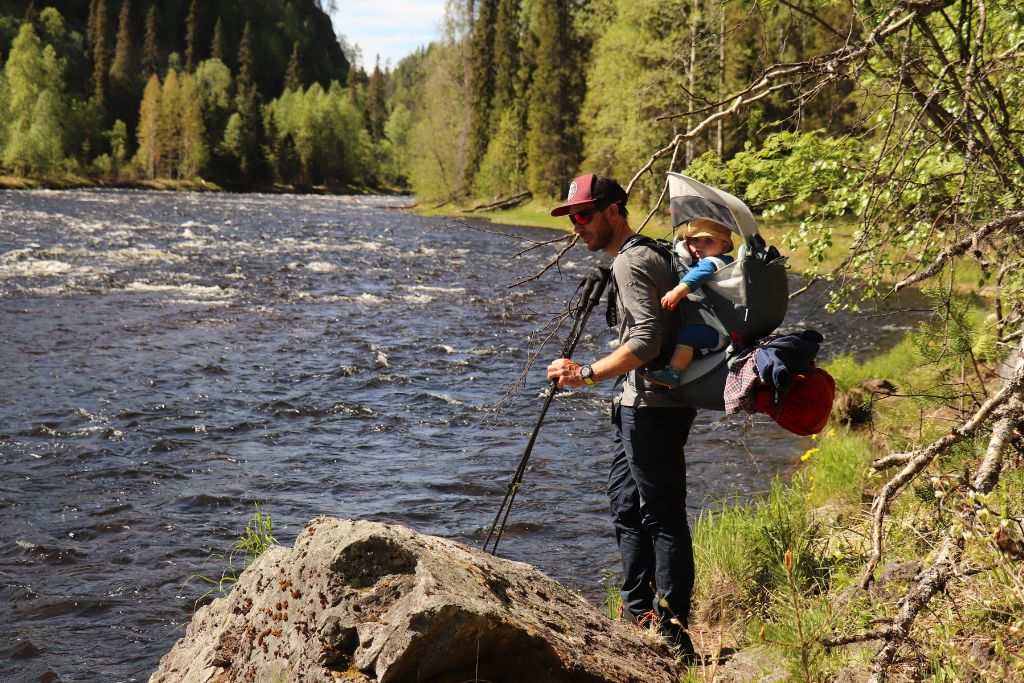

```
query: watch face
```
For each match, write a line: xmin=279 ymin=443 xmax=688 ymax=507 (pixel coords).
xmin=581 ymin=365 xmax=593 ymax=379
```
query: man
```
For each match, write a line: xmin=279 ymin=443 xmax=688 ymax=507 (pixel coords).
xmin=546 ymin=174 xmax=698 ymax=659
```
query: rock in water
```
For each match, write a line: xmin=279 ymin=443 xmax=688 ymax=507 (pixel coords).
xmin=150 ymin=517 xmax=678 ymax=683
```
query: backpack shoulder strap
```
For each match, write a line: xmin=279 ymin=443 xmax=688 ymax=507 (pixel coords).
xmin=703 ymin=256 xmax=730 ymax=272
xmin=606 ymin=234 xmax=683 ymax=371
xmin=618 ymin=234 xmax=674 ymax=263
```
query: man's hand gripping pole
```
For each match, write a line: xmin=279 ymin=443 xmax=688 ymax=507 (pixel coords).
xmin=482 ymin=266 xmax=610 ymax=555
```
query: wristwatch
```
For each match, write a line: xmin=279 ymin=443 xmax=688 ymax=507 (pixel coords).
xmin=580 ymin=364 xmax=596 ymax=386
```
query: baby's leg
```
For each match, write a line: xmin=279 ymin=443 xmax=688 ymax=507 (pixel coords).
xmin=669 ymin=344 xmax=696 ymax=371
xmin=674 ymin=324 xmax=723 ymax=366
xmin=648 ymin=324 xmax=723 ymax=388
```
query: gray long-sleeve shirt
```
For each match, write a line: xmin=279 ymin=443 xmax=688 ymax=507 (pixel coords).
xmin=612 ymin=240 xmax=691 ymax=408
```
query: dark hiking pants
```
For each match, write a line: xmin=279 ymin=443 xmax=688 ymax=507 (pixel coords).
xmin=608 ymin=403 xmax=697 ymax=632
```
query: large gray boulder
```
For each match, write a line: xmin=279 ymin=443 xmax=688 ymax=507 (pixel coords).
xmin=150 ymin=517 xmax=679 ymax=683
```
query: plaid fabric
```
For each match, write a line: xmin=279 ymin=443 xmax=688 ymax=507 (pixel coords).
xmin=724 ymin=349 xmax=761 ymax=414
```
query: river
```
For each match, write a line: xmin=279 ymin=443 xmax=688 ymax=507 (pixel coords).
xmin=0 ymin=189 xmax=916 ymax=681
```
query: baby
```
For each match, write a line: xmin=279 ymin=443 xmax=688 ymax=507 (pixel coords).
xmin=648 ymin=218 xmax=735 ymax=388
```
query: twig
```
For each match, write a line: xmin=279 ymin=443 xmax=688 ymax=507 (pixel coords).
xmin=514 ymin=234 xmax=573 ymax=258
xmin=822 ymin=629 xmax=890 ymax=648
xmin=444 ymin=219 xmax=549 ymax=245
xmin=971 ymin=394 xmax=1023 ymax=493
xmin=862 ymin=338 xmax=1024 ymax=587
xmin=468 ymin=190 xmax=532 ymax=212
xmin=893 ymin=211 xmax=1024 ymax=292
xmin=508 ymin=236 xmax=579 ymax=288
xmin=868 ymin=535 xmax=963 ymax=682
xmin=1000 ymin=330 xmax=1023 ymax=344
xmin=635 ymin=142 xmax=682 ymax=236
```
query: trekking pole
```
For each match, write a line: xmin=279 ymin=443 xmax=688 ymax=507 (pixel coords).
xmin=482 ymin=266 xmax=610 ymax=555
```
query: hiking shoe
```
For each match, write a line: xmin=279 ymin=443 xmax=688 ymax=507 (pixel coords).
xmin=660 ymin=625 xmax=699 ymax=665
xmin=647 ymin=368 xmax=682 ymax=388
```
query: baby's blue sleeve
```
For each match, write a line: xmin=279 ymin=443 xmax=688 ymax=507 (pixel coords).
xmin=680 ymin=259 xmax=720 ymax=291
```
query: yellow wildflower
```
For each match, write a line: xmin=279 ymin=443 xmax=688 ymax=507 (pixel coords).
xmin=800 ymin=447 xmax=819 ymax=462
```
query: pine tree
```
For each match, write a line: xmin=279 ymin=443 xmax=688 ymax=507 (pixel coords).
xmin=135 ymin=74 xmax=161 ymax=177
xmin=158 ymin=68 xmax=182 ymax=177
xmin=184 ymin=0 xmax=199 ymax=72
xmin=236 ymin=21 xmax=256 ymax=102
xmin=464 ymin=0 xmax=497 ymax=186
xmin=3 ymin=24 xmax=66 ymax=173
xmin=491 ymin=0 xmax=520 ymax=127
xmin=90 ymin=0 xmax=109 ymax=104
xmin=210 ymin=18 xmax=225 ymax=64
xmin=143 ymin=4 xmax=160 ymax=75
xmin=87 ymin=0 xmax=100 ymax=49
xmin=346 ymin=64 xmax=365 ymax=111
xmin=178 ymin=73 xmax=206 ymax=176
xmin=109 ymin=0 xmax=138 ymax=132
xmin=525 ymin=0 xmax=576 ymax=197
xmin=285 ymin=41 xmax=303 ymax=92
xmin=364 ymin=55 xmax=387 ymax=140
xmin=110 ymin=0 xmax=134 ymax=83
xmin=230 ymin=21 xmax=262 ymax=179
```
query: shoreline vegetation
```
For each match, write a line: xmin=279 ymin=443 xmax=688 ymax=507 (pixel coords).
xmin=0 ymin=173 xmax=392 ymax=196
xmin=679 ymin=330 xmax=1023 ymax=680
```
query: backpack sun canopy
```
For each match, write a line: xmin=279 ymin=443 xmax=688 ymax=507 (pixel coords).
xmin=667 ymin=172 xmax=759 ymax=240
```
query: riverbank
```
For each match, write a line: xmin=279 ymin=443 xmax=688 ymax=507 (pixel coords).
xmin=0 ymin=173 xmax=402 ymax=196
xmin=677 ymin=328 xmax=1024 ymax=681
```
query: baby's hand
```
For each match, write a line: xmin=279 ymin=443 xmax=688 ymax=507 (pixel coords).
xmin=661 ymin=289 xmax=683 ymax=310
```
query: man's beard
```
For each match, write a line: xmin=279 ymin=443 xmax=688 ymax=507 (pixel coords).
xmin=586 ymin=225 xmax=611 ymax=252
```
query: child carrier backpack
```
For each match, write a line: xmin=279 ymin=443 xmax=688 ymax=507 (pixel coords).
xmin=608 ymin=174 xmax=791 ymax=411
xmin=667 ymin=172 xmax=789 ymax=346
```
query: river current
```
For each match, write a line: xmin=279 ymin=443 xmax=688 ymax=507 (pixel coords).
xmin=0 ymin=190 xmax=915 ymax=681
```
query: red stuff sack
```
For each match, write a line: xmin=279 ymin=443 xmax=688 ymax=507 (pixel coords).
xmin=752 ymin=368 xmax=836 ymax=436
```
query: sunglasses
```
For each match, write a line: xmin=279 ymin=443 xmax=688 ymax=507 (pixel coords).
xmin=569 ymin=208 xmax=598 ymax=226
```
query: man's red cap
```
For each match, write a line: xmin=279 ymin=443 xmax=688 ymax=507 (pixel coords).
xmin=550 ymin=174 xmax=628 ymax=217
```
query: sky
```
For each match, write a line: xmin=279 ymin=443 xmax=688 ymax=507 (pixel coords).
xmin=330 ymin=1 xmax=448 ymax=70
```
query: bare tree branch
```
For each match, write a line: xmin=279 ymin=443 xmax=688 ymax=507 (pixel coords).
xmin=863 ymin=339 xmax=1024 ymax=588
xmin=893 ymin=212 xmax=1024 ymax=292
xmin=508 ymin=236 xmax=579 ymax=288
xmin=514 ymin=234 xmax=574 ymax=258
xmin=868 ymin=535 xmax=963 ymax=682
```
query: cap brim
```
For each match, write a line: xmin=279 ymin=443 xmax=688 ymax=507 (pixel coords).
xmin=550 ymin=199 xmax=597 ymax=217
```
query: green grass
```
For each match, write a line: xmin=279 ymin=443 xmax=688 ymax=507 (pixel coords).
xmin=798 ymin=430 xmax=873 ymax=508
xmin=186 ymin=506 xmax=278 ymax=605
xmin=825 ymin=334 xmax=925 ymax=392
xmin=685 ymin=296 xmax=1024 ymax=680
xmin=233 ymin=506 xmax=278 ymax=561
